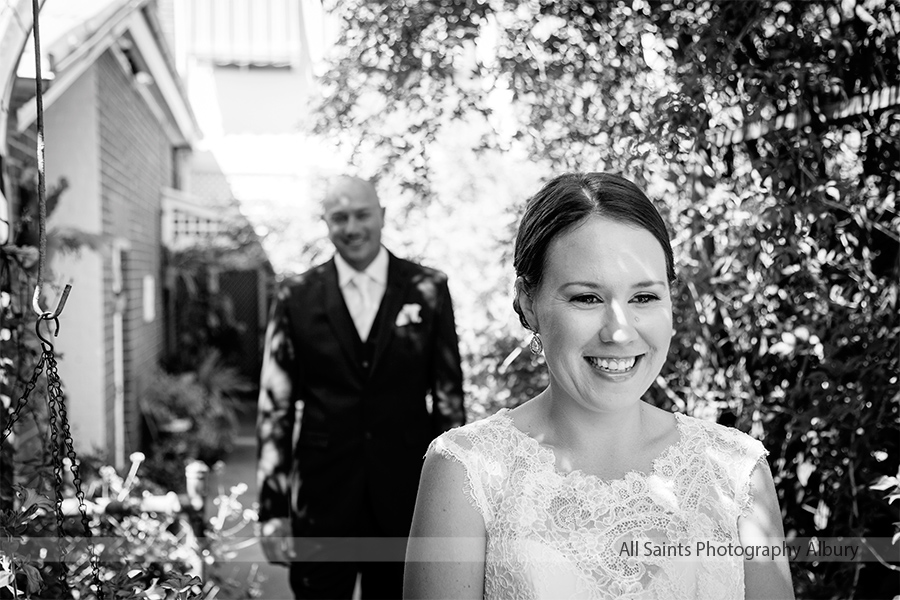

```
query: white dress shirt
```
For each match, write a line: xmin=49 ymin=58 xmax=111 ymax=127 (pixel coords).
xmin=334 ymin=246 xmax=388 ymax=342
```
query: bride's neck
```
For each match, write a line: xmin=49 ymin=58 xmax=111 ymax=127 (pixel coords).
xmin=542 ymin=393 xmax=648 ymax=455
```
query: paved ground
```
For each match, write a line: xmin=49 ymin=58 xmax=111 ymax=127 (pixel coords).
xmin=211 ymin=403 xmax=366 ymax=599
xmin=212 ymin=413 xmax=295 ymax=599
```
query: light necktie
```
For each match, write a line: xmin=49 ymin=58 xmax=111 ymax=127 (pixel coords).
xmin=349 ymin=274 xmax=375 ymax=341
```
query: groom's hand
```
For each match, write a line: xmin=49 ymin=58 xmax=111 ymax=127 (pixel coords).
xmin=257 ymin=517 xmax=295 ymax=566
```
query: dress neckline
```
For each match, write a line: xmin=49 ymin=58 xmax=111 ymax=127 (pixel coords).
xmin=493 ymin=407 xmax=689 ymax=485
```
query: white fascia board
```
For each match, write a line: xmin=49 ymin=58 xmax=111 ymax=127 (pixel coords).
xmin=1 ymin=0 xmax=38 ymax=154
xmin=15 ymin=7 xmax=198 ymax=147
xmin=127 ymin=12 xmax=198 ymax=146
xmin=15 ymin=5 xmax=134 ymax=133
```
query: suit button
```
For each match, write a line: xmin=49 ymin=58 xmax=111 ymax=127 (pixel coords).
xmin=364 ymin=431 xmax=373 ymax=440
xmin=362 ymin=360 xmax=370 ymax=368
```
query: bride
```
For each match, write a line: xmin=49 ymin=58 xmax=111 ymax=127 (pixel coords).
xmin=403 ymin=173 xmax=794 ymax=600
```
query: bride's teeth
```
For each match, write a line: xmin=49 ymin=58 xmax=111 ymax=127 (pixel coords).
xmin=590 ymin=357 xmax=637 ymax=372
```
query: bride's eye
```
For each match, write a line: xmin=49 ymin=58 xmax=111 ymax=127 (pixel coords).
xmin=573 ymin=294 xmax=602 ymax=305
xmin=632 ymin=293 xmax=660 ymax=304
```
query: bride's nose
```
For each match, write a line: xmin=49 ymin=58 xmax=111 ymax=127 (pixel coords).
xmin=598 ymin=301 xmax=638 ymax=344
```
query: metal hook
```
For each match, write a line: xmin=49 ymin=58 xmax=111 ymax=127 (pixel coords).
xmin=32 ymin=282 xmax=72 ymax=319
xmin=35 ymin=314 xmax=60 ymax=350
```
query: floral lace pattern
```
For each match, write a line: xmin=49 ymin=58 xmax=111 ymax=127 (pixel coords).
xmin=429 ymin=409 xmax=767 ymax=600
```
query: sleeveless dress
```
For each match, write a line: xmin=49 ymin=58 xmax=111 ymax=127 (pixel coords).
xmin=428 ymin=408 xmax=767 ymax=600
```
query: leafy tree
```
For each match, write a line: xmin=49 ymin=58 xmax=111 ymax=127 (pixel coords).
xmin=308 ymin=1 xmax=899 ymax=597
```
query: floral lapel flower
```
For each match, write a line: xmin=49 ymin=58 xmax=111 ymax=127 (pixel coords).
xmin=395 ymin=303 xmax=423 ymax=327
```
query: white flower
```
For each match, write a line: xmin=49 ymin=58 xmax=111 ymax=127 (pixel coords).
xmin=395 ymin=303 xmax=423 ymax=327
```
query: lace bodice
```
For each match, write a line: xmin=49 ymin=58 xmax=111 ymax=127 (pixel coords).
xmin=429 ymin=409 xmax=767 ymax=600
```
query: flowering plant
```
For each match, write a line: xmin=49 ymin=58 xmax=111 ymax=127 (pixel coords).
xmin=0 ymin=453 xmax=260 ymax=599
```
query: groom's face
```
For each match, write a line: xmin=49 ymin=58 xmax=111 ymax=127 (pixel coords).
xmin=323 ymin=180 xmax=385 ymax=271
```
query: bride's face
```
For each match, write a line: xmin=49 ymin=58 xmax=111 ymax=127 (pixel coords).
xmin=520 ymin=215 xmax=673 ymax=414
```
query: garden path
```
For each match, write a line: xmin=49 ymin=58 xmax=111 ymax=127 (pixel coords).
xmin=218 ymin=409 xmax=363 ymax=599
xmin=214 ymin=414 xmax=294 ymax=599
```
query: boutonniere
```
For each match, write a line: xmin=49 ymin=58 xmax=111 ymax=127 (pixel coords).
xmin=395 ymin=303 xmax=423 ymax=327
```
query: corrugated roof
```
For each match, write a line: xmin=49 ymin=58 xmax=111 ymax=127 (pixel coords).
xmin=183 ymin=0 xmax=304 ymax=68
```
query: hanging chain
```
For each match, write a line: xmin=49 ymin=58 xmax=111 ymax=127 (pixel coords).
xmin=44 ymin=366 xmax=70 ymax=596
xmin=1 ymin=318 xmax=105 ymax=599
xmin=45 ymin=350 xmax=102 ymax=590
xmin=41 ymin=337 xmax=104 ymax=599
xmin=44 ymin=351 xmax=63 ymax=536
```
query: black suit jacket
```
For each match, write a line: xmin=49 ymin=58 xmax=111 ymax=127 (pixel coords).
xmin=256 ymin=252 xmax=465 ymax=537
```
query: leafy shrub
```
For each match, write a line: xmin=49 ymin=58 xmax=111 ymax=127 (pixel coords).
xmin=0 ymin=454 xmax=260 ymax=599
xmin=141 ymin=352 xmax=251 ymax=468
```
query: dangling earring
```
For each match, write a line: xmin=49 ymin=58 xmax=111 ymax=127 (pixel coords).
xmin=529 ymin=333 xmax=543 ymax=355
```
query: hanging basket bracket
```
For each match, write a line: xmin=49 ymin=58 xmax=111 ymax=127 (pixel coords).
xmin=32 ymin=281 xmax=71 ymax=319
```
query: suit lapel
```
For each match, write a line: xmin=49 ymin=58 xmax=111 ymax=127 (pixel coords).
xmin=321 ymin=259 xmax=364 ymax=376
xmin=369 ymin=254 xmax=409 ymax=375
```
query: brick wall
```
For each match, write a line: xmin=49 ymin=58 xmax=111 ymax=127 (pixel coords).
xmin=96 ymin=50 xmax=171 ymax=455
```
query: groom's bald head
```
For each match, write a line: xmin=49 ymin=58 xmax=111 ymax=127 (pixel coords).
xmin=323 ymin=176 xmax=380 ymax=211
xmin=322 ymin=175 xmax=385 ymax=271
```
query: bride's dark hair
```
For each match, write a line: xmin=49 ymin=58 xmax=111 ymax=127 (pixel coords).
xmin=512 ymin=172 xmax=675 ymax=331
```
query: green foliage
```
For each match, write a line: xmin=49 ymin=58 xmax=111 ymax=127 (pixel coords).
xmin=0 ymin=456 xmax=260 ymax=599
xmin=163 ymin=223 xmax=271 ymax=376
xmin=1 ymin=172 xmax=76 ymax=510
xmin=309 ymin=1 xmax=900 ymax=597
xmin=141 ymin=352 xmax=251 ymax=469
xmin=156 ymin=228 xmax=263 ymax=472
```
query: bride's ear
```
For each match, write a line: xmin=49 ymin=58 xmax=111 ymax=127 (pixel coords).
xmin=514 ymin=276 xmax=539 ymax=332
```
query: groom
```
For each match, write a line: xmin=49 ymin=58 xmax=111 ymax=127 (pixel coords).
xmin=256 ymin=175 xmax=466 ymax=599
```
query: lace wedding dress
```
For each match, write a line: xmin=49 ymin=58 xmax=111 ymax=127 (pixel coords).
xmin=429 ymin=409 xmax=767 ymax=600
